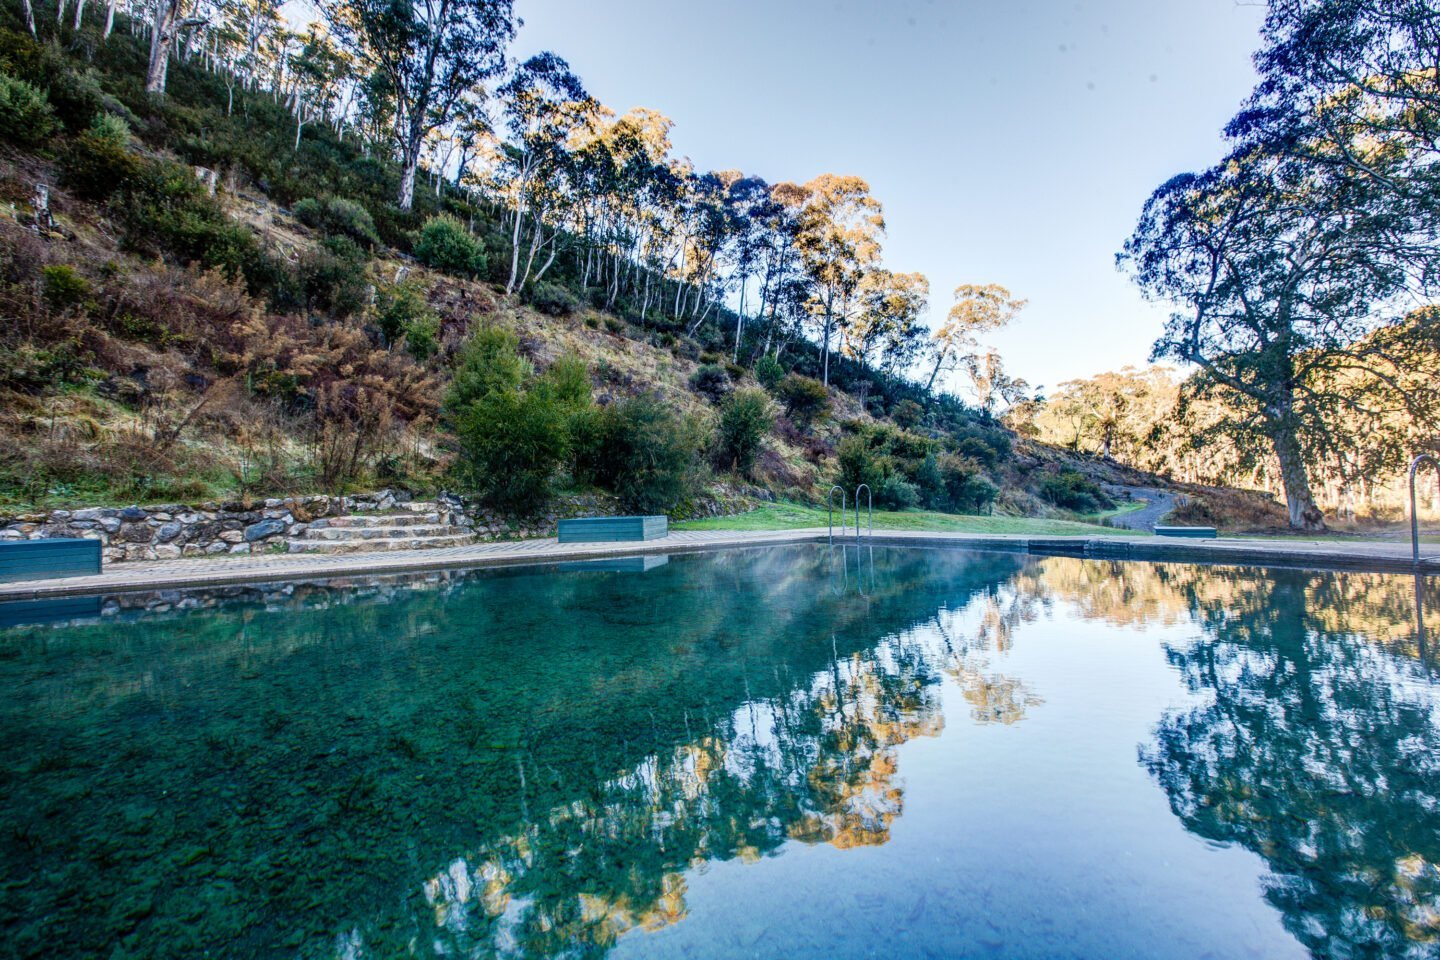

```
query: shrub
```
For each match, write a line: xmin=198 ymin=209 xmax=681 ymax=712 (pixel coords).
xmin=403 ymin=310 xmax=440 ymax=361
xmin=293 ymin=196 xmax=381 ymax=248
xmin=375 ymin=278 xmax=438 ymax=349
xmin=41 ymin=265 xmax=91 ymax=310
xmin=534 ymin=354 xmax=592 ymax=413
xmin=689 ymin=363 xmax=730 ymax=403
xmin=603 ymin=317 xmax=623 ymax=334
xmin=875 ymin=473 xmax=919 ymax=510
xmin=892 ymin=398 xmax=924 ymax=429
xmin=724 ymin=361 xmax=746 ymax=381
xmin=577 ymin=396 xmax=704 ymax=513
xmin=414 ymin=214 xmax=487 ymax=277
xmin=527 ymin=281 xmax=579 ymax=317
xmin=713 ymin=388 xmax=773 ymax=477
xmin=116 ymin=161 xmax=270 ymax=287
xmin=447 ymin=326 xmax=530 ymax=412
xmin=755 ymin=354 xmax=784 ymax=390
xmin=1039 ymin=469 xmax=1111 ymax=512
xmin=0 ymin=73 xmax=56 ymax=145
xmin=776 ymin=374 xmax=831 ymax=427
xmin=61 ymin=124 xmax=143 ymax=201
xmin=454 ymin=387 xmax=569 ymax=514
xmin=297 ymin=237 xmax=369 ymax=318
xmin=916 ymin=452 xmax=997 ymax=513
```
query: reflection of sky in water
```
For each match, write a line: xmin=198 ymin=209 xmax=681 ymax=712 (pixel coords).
xmin=2 ymin=548 xmax=1438 ymax=960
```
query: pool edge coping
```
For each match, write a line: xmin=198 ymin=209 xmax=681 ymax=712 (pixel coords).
xmin=1 ymin=528 xmax=1437 ymax=602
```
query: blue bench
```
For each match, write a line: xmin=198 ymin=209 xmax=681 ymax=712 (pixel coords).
xmin=557 ymin=516 xmax=668 ymax=543
xmin=1155 ymin=526 xmax=1218 ymax=539
xmin=0 ymin=538 xmax=102 ymax=583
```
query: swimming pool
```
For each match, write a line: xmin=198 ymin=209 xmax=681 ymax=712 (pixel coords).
xmin=1 ymin=545 xmax=1437 ymax=959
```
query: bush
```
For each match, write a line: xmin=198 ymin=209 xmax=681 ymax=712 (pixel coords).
xmin=41 ymin=264 xmax=91 ymax=310
xmin=527 ymin=281 xmax=579 ymax=317
xmin=577 ymin=396 xmax=704 ymax=513
xmin=447 ymin=326 xmax=530 ymax=412
xmin=875 ymin=473 xmax=920 ymax=510
xmin=61 ymin=124 xmax=143 ymax=201
xmin=375 ymin=278 xmax=438 ymax=350
xmin=776 ymin=374 xmax=831 ymax=427
xmin=414 ymin=214 xmax=487 ymax=277
xmin=892 ymin=399 xmax=924 ymax=429
xmin=689 ymin=363 xmax=730 ymax=403
xmin=916 ymin=452 xmax=997 ymax=513
xmin=1039 ymin=469 xmax=1111 ymax=512
xmin=0 ymin=73 xmax=56 ymax=145
xmin=293 ymin=196 xmax=381 ymax=248
xmin=296 ymin=237 xmax=369 ymax=318
xmin=713 ymin=388 xmax=773 ymax=477
xmin=116 ymin=161 xmax=271 ymax=288
xmin=454 ymin=388 xmax=569 ymax=514
xmin=755 ymin=354 xmax=785 ymax=389
xmin=534 ymin=354 xmax=592 ymax=413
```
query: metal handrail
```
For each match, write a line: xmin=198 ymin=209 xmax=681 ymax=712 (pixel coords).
xmin=827 ymin=485 xmax=847 ymax=543
xmin=854 ymin=483 xmax=873 ymax=540
xmin=1410 ymin=454 xmax=1440 ymax=566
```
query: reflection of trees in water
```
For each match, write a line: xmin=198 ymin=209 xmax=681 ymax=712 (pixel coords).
xmin=0 ymin=546 xmax=1032 ymax=960
xmin=1093 ymin=565 xmax=1440 ymax=960
xmin=412 ymin=627 xmax=955 ymax=958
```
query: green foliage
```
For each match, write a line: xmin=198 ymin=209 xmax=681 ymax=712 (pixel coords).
xmin=527 ymin=281 xmax=579 ymax=316
xmin=1038 ymin=469 xmax=1111 ymax=512
xmin=116 ymin=161 xmax=271 ymax=288
xmin=689 ymin=363 xmax=730 ymax=403
xmin=375 ymin=278 xmax=438 ymax=349
xmin=447 ymin=326 xmax=531 ymax=412
xmin=0 ymin=72 xmax=56 ymax=145
xmin=713 ymin=388 xmax=772 ymax=477
xmin=576 ymin=396 xmax=705 ymax=513
xmin=454 ymin=387 xmax=570 ymax=514
xmin=775 ymin=374 xmax=831 ymax=427
xmin=755 ymin=354 xmax=784 ymax=390
xmin=293 ymin=196 xmax=382 ymax=248
xmin=915 ymin=452 xmax=997 ymax=513
xmin=414 ymin=214 xmax=487 ymax=277
xmin=534 ymin=354 xmax=592 ymax=412
xmin=892 ymin=398 xmax=924 ymax=429
xmin=60 ymin=126 xmax=143 ymax=201
xmin=296 ymin=237 xmax=370 ymax=318
xmin=41 ymin=265 xmax=91 ymax=310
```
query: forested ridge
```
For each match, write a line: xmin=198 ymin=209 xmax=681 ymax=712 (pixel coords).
xmin=1 ymin=0 xmax=1436 ymax=532
xmin=0 ymin=0 xmax=1067 ymax=520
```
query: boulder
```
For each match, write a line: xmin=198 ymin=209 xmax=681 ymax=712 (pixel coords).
xmin=243 ymin=518 xmax=288 ymax=541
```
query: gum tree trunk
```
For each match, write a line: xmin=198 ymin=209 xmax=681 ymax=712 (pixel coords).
xmin=1269 ymin=421 xmax=1325 ymax=531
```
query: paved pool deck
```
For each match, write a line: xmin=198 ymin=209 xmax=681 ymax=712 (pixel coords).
xmin=2 ymin=528 xmax=1438 ymax=601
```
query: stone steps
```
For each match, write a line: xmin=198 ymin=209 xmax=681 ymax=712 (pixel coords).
xmin=286 ymin=533 xmax=475 ymax=554
xmin=311 ymin=512 xmax=444 ymax=529
xmin=299 ymin=524 xmax=461 ymax=541
xmin=285 ymin=508 xmax=473 ymax=554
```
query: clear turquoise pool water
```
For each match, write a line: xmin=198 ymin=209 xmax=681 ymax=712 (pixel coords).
xmin=1 ymin=545 xmax=1438 ymax=959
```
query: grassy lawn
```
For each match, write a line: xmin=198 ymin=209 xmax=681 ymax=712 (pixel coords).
xmin=676 ymin=502 xmax=1146 ymax=537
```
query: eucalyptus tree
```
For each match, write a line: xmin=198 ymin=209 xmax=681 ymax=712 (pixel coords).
xmin=922 ymin=284 xmax=1026 ymax=394
xmin=331 ymin=0 xmax=514 ymax=210
xmin=848 ymin=268 xmax=929 ymax=372
xmin=1232 ymin=0 xmax=1440 ymax=214
xmin=498 ymin=52 xmax=592 ymax=293
xmin=793 ymin=174 xmax=884 ymax=385
xmin=1121 ymin=147 xmax=1430 ymax=531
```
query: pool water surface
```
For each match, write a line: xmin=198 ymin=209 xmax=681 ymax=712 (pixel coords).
xmin=1 ymin=545 xmax=1437 ymax=959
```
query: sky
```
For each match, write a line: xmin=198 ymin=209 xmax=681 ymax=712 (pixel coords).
xmin=509 ymin=0 xmax=1269 ymax=395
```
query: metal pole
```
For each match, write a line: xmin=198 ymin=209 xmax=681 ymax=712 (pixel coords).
xmin=1410 ymin=455 xmax=1439 ymax=566
xmin=854 ymin=483 xmax=872 ymax=541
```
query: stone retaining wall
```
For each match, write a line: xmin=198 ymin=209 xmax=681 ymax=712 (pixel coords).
xmin=0 ymin=485 xmax=770 ymax=564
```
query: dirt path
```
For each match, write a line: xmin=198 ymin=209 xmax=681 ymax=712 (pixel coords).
xmin=1105 ymin=486 xmax=1178 ymax=531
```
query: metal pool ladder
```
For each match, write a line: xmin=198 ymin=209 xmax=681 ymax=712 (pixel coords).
xmin=854 ymin=483 xmax=873 ymax=541
xmin=1411 ymin=454 xmax=1440 ymax=566
xmin=828 ymin=485 xmax=847 ymax=543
